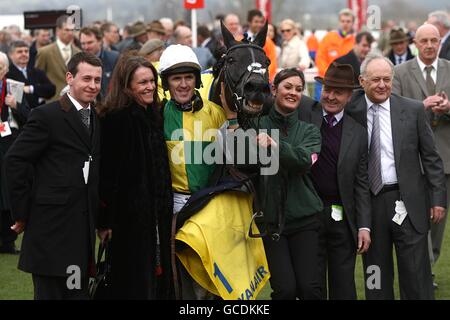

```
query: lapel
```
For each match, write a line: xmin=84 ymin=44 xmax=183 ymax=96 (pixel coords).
xmin=59 ymin=93 xmax=92 ymax=151
xmin=410 ymin=58 xmax=429 ymax=97
xmin=9 ymin=64 xmax=27 ymax=83
xmin=435 ymin=59 xmax=447 ymax=93
xmin=311 ymin=103 xmax=324 ymax=128
xmin=352 ymin=91 xmax=369 ymax=128
xmin=337 ymin=114 xmax=356 ymax=170
xmin=90 ymin=105 xmax=100 ymax=150
xmin=51 ymin=43 xmax=68 ymax=75
xmin=389 ymin=95 xmax=405 ymax=167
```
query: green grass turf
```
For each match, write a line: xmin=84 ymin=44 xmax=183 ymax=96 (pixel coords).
xmin=1 ymin=219 xmax=449 ymax=300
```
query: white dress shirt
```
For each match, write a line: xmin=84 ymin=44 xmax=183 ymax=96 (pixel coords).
xmin=67 ymin=92 xmax=91 ymax=112
xmin=56 ymin=38 xmax=72 ymax=64
xmin=417 ymin=57 xmax=438 ymax=84
xmin=394 ymin=52 xmax=407 ymax=65
xmin=365 ymin=95 xmax=398 ymax=185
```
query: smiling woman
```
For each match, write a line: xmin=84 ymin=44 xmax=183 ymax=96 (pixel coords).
xmin=96 ymin=53 xmax=174 ymax=299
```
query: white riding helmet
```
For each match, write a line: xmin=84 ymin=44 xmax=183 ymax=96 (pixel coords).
xmin=159 ymin=44 xmax=201 ymax=75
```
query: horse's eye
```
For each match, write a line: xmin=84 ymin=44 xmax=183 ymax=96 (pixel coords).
xmin=227 ymin=57 xmax=235 ymax=63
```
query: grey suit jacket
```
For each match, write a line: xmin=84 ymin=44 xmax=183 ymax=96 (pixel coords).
xmin=393 ymin=57 xmax=450 ymax=173
xmin=299 ymin=102 xmax=371 ymax=244
xmin=346 ymin=90 xmax=447 ymax=234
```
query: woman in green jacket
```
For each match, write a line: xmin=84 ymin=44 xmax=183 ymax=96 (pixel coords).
xmin=223 ymin=68 xmax=323 ymax=299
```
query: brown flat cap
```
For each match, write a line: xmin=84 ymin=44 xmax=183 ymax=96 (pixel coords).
xmin=129 ymin=21 xmax=147 ymax=38
xmin=389 ymin=28 xmax=409 ymax=44
xmin=147 ymin=20 xmax=166 ymax=35
xmin=315 ymin=62 xmax=359 ymax=89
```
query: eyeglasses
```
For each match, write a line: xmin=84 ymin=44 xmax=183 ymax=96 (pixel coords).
xmin=281 ymin=29 xmax=292 ymax=33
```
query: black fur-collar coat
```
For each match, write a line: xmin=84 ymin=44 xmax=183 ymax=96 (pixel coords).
xmin=98 ymin=102 xmax=173 ymax=299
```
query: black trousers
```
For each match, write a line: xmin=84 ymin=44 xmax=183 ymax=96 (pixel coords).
xmin=0 ymin=210 xmax=17 ymax=247
xmin=363 ymin=189 xmax=434 ymax=300
xmin=318 ymin=206 xmax=357 ymax=300
xmin=263 ymin=217 xmax=321 ymax=300
xmin=32 ymin=274 xmax=90 ymax=300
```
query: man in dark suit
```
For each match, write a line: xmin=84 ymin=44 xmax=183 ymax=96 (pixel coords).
xmin=7 ymin=40 xmax=56 ymax=109
xmin=428 ymin=10 xmax=450 ymax=61
xmin=299 ymin=63 xmax=371 ymax=299
xmin=28 ymin=29 xmax=51 ymax=70
xmin=5 ymin=52 xmax=102 ymax=300
xmin=79 ymin=27 xmax=119 ymax=99
xmin=346 ymin=53 xmax=447 ymax=300
xmin=386 ymin=28 xmax=415 ymax=66
xmin=197 ymin=24 xmax=219 ymax=57
xmin=0 ymin=51 xmax=31 ymax=255
xmin=334 ymin=31 xmax=374 ymax=85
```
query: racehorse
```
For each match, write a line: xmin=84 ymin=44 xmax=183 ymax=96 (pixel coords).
xmin=206 ymin=22 xmax=272 ymax=128
xmin=172 ymin=22 xmax=273 ymax=300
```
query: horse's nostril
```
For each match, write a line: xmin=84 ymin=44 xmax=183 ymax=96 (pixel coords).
xmin=244 ymin=82 xmax=256 ymax=92
xmin=244 ymin=81 xmax=269 ymax=94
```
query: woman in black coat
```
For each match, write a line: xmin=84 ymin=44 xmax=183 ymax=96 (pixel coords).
xmin=97 ymin=54 xmax=173 ymax=299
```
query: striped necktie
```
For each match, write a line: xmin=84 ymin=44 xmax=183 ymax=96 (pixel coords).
xmin=368 ymin=104 xmax=383 ymax=195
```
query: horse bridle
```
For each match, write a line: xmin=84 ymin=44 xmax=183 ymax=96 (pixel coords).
xmin=220 ymin=43 xmax=269 ymax=113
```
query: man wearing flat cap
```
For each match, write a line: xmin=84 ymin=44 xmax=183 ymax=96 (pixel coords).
xmin=299 ymin=62 xmax=371 ymax=299
xmin=147 ymin=20 xmax=166 ymax=41
xmin=116 ymin=21 xmax=149 ymax=53
xmin=386 ymin=28 xmax=414 ymax=66
xmin=139 ymin=39 xmax=165 ymax=64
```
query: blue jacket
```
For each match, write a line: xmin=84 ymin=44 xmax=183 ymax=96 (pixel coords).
xmin=99 ymin=49 xmax=119 ymax=98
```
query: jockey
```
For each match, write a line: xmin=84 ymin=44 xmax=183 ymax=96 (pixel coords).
xmin=159 ymin=44 xmax=225 ymax=299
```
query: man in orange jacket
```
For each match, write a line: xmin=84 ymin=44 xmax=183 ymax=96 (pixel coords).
xmin=315 ymin=8 xmax=355 ymax=99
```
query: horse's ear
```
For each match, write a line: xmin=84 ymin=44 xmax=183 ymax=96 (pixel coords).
xmin=221 ymin=20 xmax=237 ymax=48
xmin=253 ymin=21 xmax=268 ymax=48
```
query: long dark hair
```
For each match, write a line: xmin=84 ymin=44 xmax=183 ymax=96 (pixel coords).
xmin=99 ymin=52 xmax=160 ymax=119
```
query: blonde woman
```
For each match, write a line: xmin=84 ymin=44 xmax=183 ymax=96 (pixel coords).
xmin=279 ymin=19 xmax=310 ymax=71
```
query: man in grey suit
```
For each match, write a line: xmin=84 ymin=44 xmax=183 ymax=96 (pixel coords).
xmin=299 ymin=63 xmax=371 ymax=300
xmin=346 ymin=53 xmax=447 ymax=300
xmin=392 ymin=24 xmax=450 ymax=281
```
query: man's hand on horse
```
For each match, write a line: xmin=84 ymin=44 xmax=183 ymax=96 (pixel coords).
xmin=256 ymin=132 xmax=277 ymax=148
xmin=220 ymin=82 xmax=238 ymax=120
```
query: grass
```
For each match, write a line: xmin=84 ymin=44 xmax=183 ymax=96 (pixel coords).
xmin=1 ymin=219 xmax=449 ymax=300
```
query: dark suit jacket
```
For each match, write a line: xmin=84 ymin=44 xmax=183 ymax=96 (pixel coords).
xmin=334 ymin=49 xmax=361 ymax=85
xmin=4 ymin=93 xmax=100 ymax=277
xmin=28 ymin=41 xmax=38 ymax=71
xmin=99 ymin=49 xmax=119 ymax=99
xmin=346 ymin=90 xmax=447 ymax=234
xmin=439 ymin=36 xmax=450 ymax=61
xmin=299 ymin=101 xmax=371 ymax=244
xmin=6 ymin=63 xmax=56 ymax=108
xmin=387 ymin=47 xmax=415 ymax=66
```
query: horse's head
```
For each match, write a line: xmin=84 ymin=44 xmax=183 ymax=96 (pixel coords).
xmin=212 ymin=21 xmax=271 ymax=118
